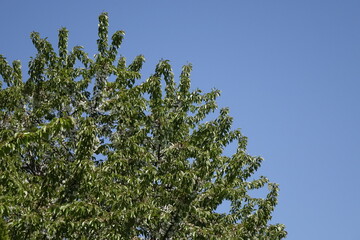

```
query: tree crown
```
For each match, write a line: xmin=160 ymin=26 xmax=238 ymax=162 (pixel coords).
xmin=0 ymin=13 xmax=287 ymax=239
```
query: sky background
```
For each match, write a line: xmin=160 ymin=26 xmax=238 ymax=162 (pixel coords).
xmin=1 ymin=1 xmax=359 ymax=239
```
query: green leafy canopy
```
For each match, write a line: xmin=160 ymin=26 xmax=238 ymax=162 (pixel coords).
xmin=0 ymin=13 xmax=287 ymax=239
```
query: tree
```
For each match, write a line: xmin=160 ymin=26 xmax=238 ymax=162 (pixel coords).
xmin=0 ymin=13 xmax=287 ymax=239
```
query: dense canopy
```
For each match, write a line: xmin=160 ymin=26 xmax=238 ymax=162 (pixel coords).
xmin=0 ymin=13 xmax=287 ymax=239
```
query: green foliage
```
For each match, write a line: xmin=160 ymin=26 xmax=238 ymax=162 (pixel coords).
xmin=0 ymin=217 xmax=10 ymax=240
xmin=0 ymin=13 xmax=287 ymax=239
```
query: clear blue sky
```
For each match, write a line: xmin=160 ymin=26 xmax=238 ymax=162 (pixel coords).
xmin=1 ymin=1 xmax=360 ymax=239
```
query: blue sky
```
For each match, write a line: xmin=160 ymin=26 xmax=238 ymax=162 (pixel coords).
xmin=1 ymin=1 xmax=360 ymax=239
